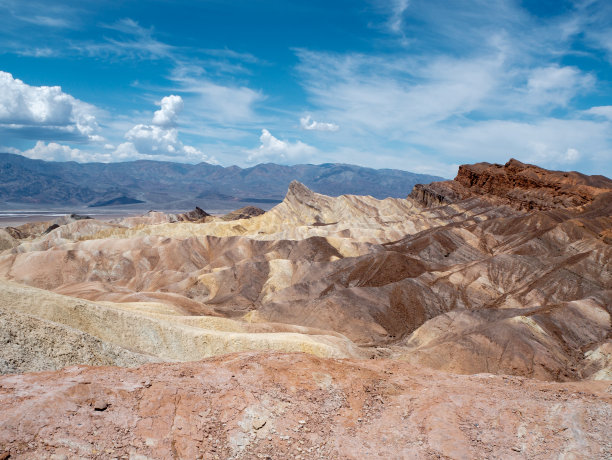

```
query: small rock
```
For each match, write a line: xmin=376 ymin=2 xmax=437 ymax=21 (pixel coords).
xmin=93 ymin=401 xmax=109 ymax=411
xmin=0 ymin=452 xmax=10 ymax=460
xmin=252 ymin=417 xmax=267 ymax=430
xmin=511 ymin=446 xmax=522 ymax=452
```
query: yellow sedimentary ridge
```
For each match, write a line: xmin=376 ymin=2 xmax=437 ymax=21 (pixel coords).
xmin=0 ymin=279 xmax=364 ymax=373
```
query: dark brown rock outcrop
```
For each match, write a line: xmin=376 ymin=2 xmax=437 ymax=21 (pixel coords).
xmin=411 ymin=158 xmax=612 ymax=210
xmin=177 ymin=206 xmax=211 ymax=222
xmin=221 ymin=206 xmax=265 ymax=221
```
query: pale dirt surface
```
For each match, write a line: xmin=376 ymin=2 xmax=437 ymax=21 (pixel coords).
xmin=0 ymin=352 xmax=611 ymax=460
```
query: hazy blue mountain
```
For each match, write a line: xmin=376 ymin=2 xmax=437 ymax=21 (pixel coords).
xmin=0 ymin=153 xmax=445 ymax=208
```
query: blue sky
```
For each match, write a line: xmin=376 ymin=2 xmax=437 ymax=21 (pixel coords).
xmin=0 ymin=0 xmax=611 ymax=177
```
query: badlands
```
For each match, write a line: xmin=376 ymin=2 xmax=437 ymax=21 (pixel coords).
xmin=0 ymin=159 xmax=611 ymax=459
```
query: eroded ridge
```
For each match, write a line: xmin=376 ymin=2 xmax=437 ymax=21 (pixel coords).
xmin=0 ymin=159 xmax=610 ymax=382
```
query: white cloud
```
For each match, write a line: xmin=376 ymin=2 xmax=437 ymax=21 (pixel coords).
xmin=124 ymin=124 xmax=185 ymax=156
xmin=563 ymin=148 xmax=581 ymax=163
xmin=569 ymin=1 xmax=612 ymax=63
xmin=295 ymin=50 xmax=501 ymax=134
xmin=77 ymin=18 xmax=175 ymax=61
xmin=15 ymin=47 xmax=55 ymax=57
xmin=410 ymin=118 xmax=609 ymax=170
xmin=584 ymin=106 xmax=612 ymax=120
xmin=20 ymin=15 xmax=72 ymax=28
xmin=0 ymin=145 xmax=21 ymax=155
xmin=0 ymin=71 xmax=99 ymax=140
xmin=296 ymin=50 xmax=597 ymax=137
xmin=23 ymin=141 xmax=82 ymax=161
xmin=193 ymin=82 xmax=262 ymax=122
xmin=170 ymin=70 xmax=264 ymax=123
xmin=293 ymin=33 xmax=609 ymax=174
xmin=115 ymin=95 xmax=216 ymax=163
xmin=247 ymin=129 xmax=316 ymax=163
xmin=525 ymin=65 xmax=593 ymax=108
xmin=152 ymin=95 xmax=184 ymax=127
xmin=300 ymin=115 xmax=339 ymax=132
xmin=21 ymin=141 xmax=113 ymax=162
xmin=388 ymin=0 xmax=410 ymax=33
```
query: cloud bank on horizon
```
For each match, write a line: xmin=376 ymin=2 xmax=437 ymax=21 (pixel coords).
xmin=0 ymin=0 xmax=611 ymax=178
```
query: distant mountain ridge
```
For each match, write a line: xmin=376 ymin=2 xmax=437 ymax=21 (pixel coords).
xmin=0 ymin=153 xmax=444 ymax=207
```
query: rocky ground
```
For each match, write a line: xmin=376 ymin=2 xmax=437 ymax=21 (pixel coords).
xmin=0 ymin=158 xmax=610 ymax=458
xmin=1 ymin=352 xmax=611 ymax=459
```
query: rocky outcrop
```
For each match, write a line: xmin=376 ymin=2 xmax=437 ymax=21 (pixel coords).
xmin=177 ymin=206 xmax=210 ymax=222
xmin=115 ymin=207 xmax=212 ymax=227
xmin=0 ymin=305 xmax=159 ymax=374
xmin=0 ymin=229 xmax=17 ymax=252
xmin=221 ymin=205 xmax=265 ymax=221
xmin=411 ymin=158 xmax=612 ymax=210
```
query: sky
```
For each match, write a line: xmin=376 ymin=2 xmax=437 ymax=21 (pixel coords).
xmin=0 ymin=0 xmax=611 ymax=178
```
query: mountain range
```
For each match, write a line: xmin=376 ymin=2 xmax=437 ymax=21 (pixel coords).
xmin=0 ymin=153 xmax=443 ymax=208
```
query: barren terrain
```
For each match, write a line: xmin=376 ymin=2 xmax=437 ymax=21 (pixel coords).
xmin=0 ymin=159 xmax=611 ymax=458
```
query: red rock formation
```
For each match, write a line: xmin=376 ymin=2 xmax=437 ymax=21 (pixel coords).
xmin=412 ymin=158 xmax=612 ymax=210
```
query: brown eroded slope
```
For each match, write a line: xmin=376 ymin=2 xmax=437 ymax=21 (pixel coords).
xmin=0 ymin=159 xmax=610 ymax=381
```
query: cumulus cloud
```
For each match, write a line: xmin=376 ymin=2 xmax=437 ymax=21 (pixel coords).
xmin=21 ymin=141 xmax=112 ymax=162
xmin=0 ymin=145 xmax=21 ymax=155
xmin=0 ymin=71 xmax=99 ymax=140
xmin=116 ymin=95 xmax=216 ymax=163
xmin=123 ymin=124 xmax=186 ymax=156
xmin=247 ymin=129 xmax=316 ymax=163
xmin=300 ymin=115 xmax=339 ymax=132
xmin=152 ymin=95 xmax=184 ymax=127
